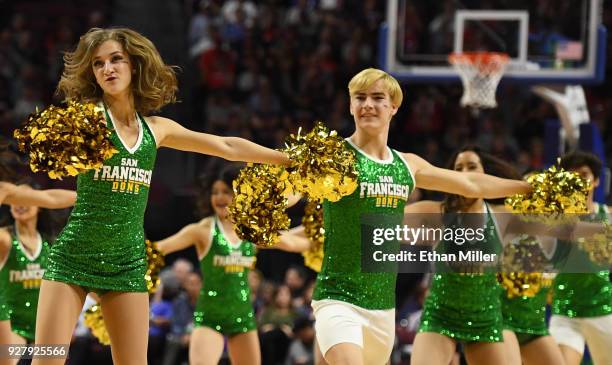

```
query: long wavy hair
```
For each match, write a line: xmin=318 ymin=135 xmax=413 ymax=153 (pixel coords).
xmin=441 ymin=146 xmax=521 ymax=213
xmin=56 ymin=27 xmax=178 ymax=114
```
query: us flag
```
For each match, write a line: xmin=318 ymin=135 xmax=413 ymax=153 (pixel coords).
xmin=555 ymin=41 xmax=583 ymax=60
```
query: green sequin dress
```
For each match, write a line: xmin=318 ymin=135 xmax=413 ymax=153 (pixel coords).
xmin=0 ymin=213 xmax=8 ymax=322
xmin=418 ymin=204 xmax=504 ymax=342
xmin=44 ymin=106 xmax=156 ymax=292
xmin=0 ymin=228 xmax=8 ymax=322
xmin=313 ymin=140 xmax=415 ymax=310
xmin=0 ymin=228 xmax=49 ymax=340
xmin=552 ymin=204 xmax=612 ymax=318
xmin=193 ymin=217 xmax=257 ymax=334
xmin=501 ymin=287 xmax=549 ymax=343
xmin=0 ymin=297 xmax=8 ymax=321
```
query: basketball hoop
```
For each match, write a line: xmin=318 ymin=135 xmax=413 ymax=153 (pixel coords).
xmin=449 ymin=52 xmax=509 ymax=109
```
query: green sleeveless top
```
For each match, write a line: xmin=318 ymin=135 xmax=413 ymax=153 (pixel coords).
xmin=313 ymin=140 xmax=415 ymax=310
xmin=45 ymin=105 xmax=157 ymax=292
xmin=0 ymin=228 xmax=49 ymax=340
xmin=552 ymin=203 xmax=612 ymax=317
xmin=193 ymin=217 xmax=257 ymax=334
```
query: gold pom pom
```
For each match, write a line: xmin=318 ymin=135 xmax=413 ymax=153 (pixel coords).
xmin=499 ymin=236 xmax=549 ymax=298
xmin=146 ymin=240 xmax=165 ymax=293
xmin=84 ymin=304 xmax=110 ymax=345
xmin=576 ymin=222 xmax=612 ymax=265
xmin=497 ymin=272 xmax=546 ymax=299
xmin=501 ymin=236 xmax=548 ymax=272
xmin=13 ymin=101 xmax=118 ymax=179
xmin=229 ymin=164 xmax=292 ymax=247
xmin=505 ymin=164 xmax=590 ymax=222
xmin=284 ymin=122 xmax=358 ymax=202
xmin=301 ymin=200 xmax=325 ymax=272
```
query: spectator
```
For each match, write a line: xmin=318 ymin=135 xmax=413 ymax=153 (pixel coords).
xmin=255 ymin=280 xmax=277 ymax=319
xmin=163 ymin=272 xmax=201 ymax=365
xmin=222 ymin=0 xmax=258 ymax=29
xmin=260 ymin=285 xmax=298 ymax=365
xmin=198 ymin=26 xmax=236 ymax=94
xmin=172 ymin=258 xmax=194 ymax=290
xmin=285 ymin=316 xmax=316 ymax=365
xmin=284 ymin=265 xmax=307 ymax=300
xmin=148 ymin=278 xmax=180 ymax=365
xmin=188 ymin=0 xmax=221 ymax=58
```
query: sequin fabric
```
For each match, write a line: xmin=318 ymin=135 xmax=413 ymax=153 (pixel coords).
xmin=0 ymin=214 xmax=8 ymax=321
xmin=501 ymin=287 xmax=549 ymax=336
xmin=552 ymin=204 xmax=612 ymax=317
xmin=193 ymin=217 xmax=257 ymax=334
xmin=419 ymin=205 xmax=504 ymax=342
xmin=0 ymin=229 xmax=49 ymax=340
xmin=313 ymin=141 xmax=415 ymax=310
xmin=45 ymin=107 xmax=156 ymax=292
xmin=0 ymin=300 xmax=8 ymax=321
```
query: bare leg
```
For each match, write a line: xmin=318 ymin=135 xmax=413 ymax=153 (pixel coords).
xmin=100 ymin=291 xmax=149 ymax=365
xmin=3 ymin=330 xmax=26 ymax=365
xmin=32 ymin=280 xmax=86 ymax=365
xmin=189 ymin=327 xmax=225 ymax=365
xmin=0 ymin=321 xmax=14 ymax=365
xmin=502 ymin=330 xmax=522 ymax=365
xmin=410 ymin=332 xmax=456 ymax=365
xmin=464 ymin=341 xmax=507 ymax=365
xmin=450 ymin=352 xmax=460 ymax=365
xmin=10 ymin=333 xmax=27 ymax=365
xmin=227 ymin=330 xmax=260 ymax=365
xmin=315 ymin=339 xmax=329 ymax=365
xmin=521 ymin=336 xmax=565 ymax=365
xmin=559 ymin=345 xmax=582 ymax=365
xmin=324 ymin=343 xmax=363 ymax=365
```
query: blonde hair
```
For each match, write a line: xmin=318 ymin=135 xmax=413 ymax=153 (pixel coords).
xmin=56 ymin=27 xmax=178 ymax=115
xmin=348 ymin=68 xmax=403 ymax=107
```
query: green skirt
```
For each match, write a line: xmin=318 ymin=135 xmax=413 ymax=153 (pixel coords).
xmin=0 ymin=297 xmax=9 ymax=321
xmin=501 ymin=288 xmax=549 ymax=338
xmin=419 ymin=273 xmax=504 ymax=342
xmin=193 ymin=306 xmax=257 ymax=335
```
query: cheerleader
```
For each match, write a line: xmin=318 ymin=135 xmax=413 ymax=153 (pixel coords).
xmin=156 ymin=165 xmax=259 ymax=365
xmin=31 ymin=27 xmax=287 ymax=365
xmin=549 ymin=151 xmax=612 ymax=365
xmin=310 ymin=69 xmax=529 ymax=365
xmin=409 ymin=147 xmax=517 ymax=365
xmin=0 ymin=184 xmax=58 ymax=349
xmin=500 ymin=235 xmax=563 ymax=365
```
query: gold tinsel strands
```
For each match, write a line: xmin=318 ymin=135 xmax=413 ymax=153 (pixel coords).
xmin=497 ymin=272 xmax=546 ymax=299
xmin=498 ymin=236 xmax=549 ymax=298
xmin=83 ymin=304 xmax=110 ymax=345
xmin=229 ymin=122 xmax=358 ymax=247
xmin=505 ymin=164 xmax=590 ymax=222
xmin=577 ymin=222 xmax=612 ymax=265
xmin=229 ymin=164 xmax=292 ymax=247
xmin=146 ymin=240 xmax=164 ymax=293
xmin=284 ymin=122 xmax=358 ymax=202
xmin=301 ymin=200 xmax=325 ymax=272
xmin=13 ymin=101 xmax=118 ymax=179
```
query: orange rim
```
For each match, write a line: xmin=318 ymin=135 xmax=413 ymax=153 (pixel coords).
xmin=449 ymin=52 xmax=509 ymax=72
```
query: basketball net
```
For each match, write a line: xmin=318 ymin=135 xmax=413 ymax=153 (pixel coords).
xmin=449 ymin=52 xmax=509 ymax=109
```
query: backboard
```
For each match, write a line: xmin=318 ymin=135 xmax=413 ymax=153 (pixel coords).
xmin=380 ymin=0 xmax=606 ymax=83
